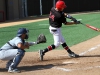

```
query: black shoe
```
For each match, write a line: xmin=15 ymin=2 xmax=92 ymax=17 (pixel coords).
xmin=39 ymin=50 xmax=44 ymax=61
xmin=69 ymin=52 xmax=79 ymax=58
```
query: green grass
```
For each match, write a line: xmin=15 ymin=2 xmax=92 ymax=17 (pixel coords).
xmin=0 ymin=12 xmax=100 ymax=52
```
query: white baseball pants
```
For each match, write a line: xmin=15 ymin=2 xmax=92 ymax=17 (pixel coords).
xmin=49 ymin=26 xmax=65 ymax=48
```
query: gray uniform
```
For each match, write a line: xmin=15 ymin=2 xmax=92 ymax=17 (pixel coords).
xmin=0 ymin=37 xmax=24 ymax=60
xmin=0 ymin=28 xmax=31 ymax=73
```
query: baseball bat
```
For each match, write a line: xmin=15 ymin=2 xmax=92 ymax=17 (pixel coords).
xmin=80 ymin=22 xmax=100 ymax=32
xmin=65 ymin=14 xmax=100 ymax=32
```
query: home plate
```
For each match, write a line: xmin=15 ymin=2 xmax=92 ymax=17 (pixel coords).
xmin=63 ymin=61 xmax=78 ymax=64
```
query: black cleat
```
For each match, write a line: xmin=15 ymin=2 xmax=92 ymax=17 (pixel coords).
xmin=69 ymin=52 xmax=79 ymax=58
xmin=39 ymin=50 xmax=44 ymax=61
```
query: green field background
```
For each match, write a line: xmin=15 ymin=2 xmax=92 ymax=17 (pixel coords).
xmin=0 ymin=12 xmax=100 ymax=52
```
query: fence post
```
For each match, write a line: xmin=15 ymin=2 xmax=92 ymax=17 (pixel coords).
xmin=40 ymin=0 xmax=42 ymax=15
xmin=0 ymin=11 xmax=5 ymax=22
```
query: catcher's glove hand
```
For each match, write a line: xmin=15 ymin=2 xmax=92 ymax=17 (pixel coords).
xmin=37 ymin=34 xmax=47 ymax=44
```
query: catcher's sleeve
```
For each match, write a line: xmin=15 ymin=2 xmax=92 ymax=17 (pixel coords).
xmin=28 ymin=34 xmax=47 ymax=46
xmin=28 ymin=42 xmax=37 ymax=46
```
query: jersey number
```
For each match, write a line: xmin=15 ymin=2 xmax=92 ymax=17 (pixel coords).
xmin=49 ymin=12 xmax=55 ymax=21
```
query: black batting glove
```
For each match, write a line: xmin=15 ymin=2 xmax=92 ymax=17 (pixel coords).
xmin=69 ymin=16 xmax=81 ymax=24
xmin=75 ymin=21 xmax=81 ymax=24
xmin=65 ymin=14 xmax=81 ymax=24
xmin=71 ymin=17 xmax=77 ymax=22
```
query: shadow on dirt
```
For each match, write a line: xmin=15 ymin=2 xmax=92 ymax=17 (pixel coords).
xmin=19 ymin=64 xmax=54 ymax=72
xmin=80 ymin=55 xmax=100 ymax=57
xmin=0 ymin=55 xmax=100 ymax=72
xmin=18 ymin=55 xmax=100 ymax=72
xmin=0 ymin=64 xmax=55 ymax=72
xmin=0 ymin=68 xmax=7 ymax=72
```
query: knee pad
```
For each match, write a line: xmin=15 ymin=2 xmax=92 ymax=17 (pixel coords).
xmin=17 ymin=49 xmax=25 ymax=57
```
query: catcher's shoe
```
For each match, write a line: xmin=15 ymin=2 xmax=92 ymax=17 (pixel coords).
xmin=69 ymin=52 xmax=79 ymax=58
xmin=8 ymin=68 xmax=21 ymax=73
xmin=39 ymin=50 xmax=44 ymax=61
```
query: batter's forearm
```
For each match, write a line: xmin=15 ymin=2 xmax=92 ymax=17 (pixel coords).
xmin=65 ymin=22 xmax=76 ymax=25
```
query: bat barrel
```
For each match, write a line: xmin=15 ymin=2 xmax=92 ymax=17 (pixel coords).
xmin=80 ymin=22 xmax=100 ymax=32
xmin=86 ymin=24 xmax=99 ymax=31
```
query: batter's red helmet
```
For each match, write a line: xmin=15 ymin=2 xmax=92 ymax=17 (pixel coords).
xmin=56 ymin=1 xmax=67 ymax=11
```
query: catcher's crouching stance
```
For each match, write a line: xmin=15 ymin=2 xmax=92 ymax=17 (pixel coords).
xmin=0 ymin=28 xmax=46 ymax=73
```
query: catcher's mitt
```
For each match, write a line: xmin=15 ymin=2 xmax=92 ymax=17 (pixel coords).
xmin=37 ymin=34 xmax=46 ymax=44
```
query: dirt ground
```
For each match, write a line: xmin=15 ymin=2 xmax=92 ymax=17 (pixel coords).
xmin=0 ymin=15 xmax=100 ymax=75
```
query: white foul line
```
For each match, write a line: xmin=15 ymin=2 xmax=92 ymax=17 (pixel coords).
xmin=79 ymin=44 xmax=100 ymax=56
xmin=55 ymin=44 xmax=100 ymax=72
xmin=53 ymin=67 xmax=72 ymax=72
xmin=59 ymin=44 xmax=100 ymax=57
xmin=53 ymin=66 xmax=100 ymax=72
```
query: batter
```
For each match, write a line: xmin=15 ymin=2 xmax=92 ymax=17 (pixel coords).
xmin=39 ymin=0 xmax=80 ymax=61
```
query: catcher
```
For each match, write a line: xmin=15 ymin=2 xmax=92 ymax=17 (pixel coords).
xmin=0 ymin=28 xmax=46 ymax=73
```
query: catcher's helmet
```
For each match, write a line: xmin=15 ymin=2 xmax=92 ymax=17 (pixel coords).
xmin=56 ymin=1 xmax=67 ymax=11
xmin=17 ymin=28 xmax=29 ymax=39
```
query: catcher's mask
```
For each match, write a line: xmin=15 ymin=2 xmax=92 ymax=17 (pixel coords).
xmin=17 ymin=28 xmax=29 ymax=39
xmin=56 ymin=1 xmax=67 ymax=11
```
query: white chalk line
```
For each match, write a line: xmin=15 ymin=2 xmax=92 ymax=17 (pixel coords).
xmin=79 ymin=44 xmax=100 ymax=56
xmin=59 ymin=44 xmax=100 ymax=57
xmin=53 ymin=66 xmax=100 ymax=72
xmin=55 ymin=44 xmax=100 ymax=72
xmin=63 ymin=61 xmax=78 ymax=64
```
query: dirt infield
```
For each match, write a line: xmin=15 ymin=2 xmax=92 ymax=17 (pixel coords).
xmin=0 ymin=15 xmax=100 ymax=75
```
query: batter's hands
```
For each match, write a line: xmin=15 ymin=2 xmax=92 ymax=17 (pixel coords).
xmin=66 ymin=14 xmax=73 ymax=19
xmin=64 ymin=13 xmax=72 ymax=19
xmin=74 ymin=21 xmax=81 ymax=24
xmin=64 ymin=13 xmax=81 ymax=25
xmin=68 ymin=16 xmax=80 ymax=24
